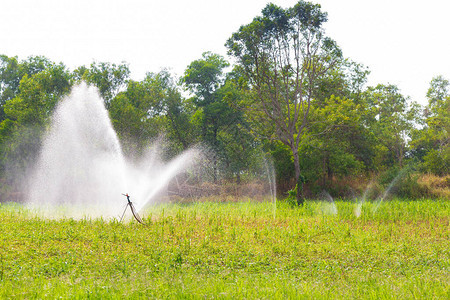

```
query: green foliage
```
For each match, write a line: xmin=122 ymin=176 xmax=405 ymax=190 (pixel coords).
xmin=285 ymin=184 xmax=299 ymax=206
xmin=422 ymin=148 xmax=450 ymax=175
xmin=182 ymin=53 xmax=231 ymax=151
xmin=0 ymin=57 xmax=73 ymax=192
xmin=226 ymin=1 xmax=343 ymax=202
xmin=75 ymin=61 xmax=130 ymax=107
xmin=109 ymin=93 xmax=147 ymax=153
xmin=426 ymin=75 xmax=449 ymax=107
xmin=268 ymin=142 xmax=295 ymax=187
xmin=0 ymin=55 xmax=56 ymax=121
xmin=0 ymin=19 xmax=448 ymax=202
xmin=394 ymin=173 xmax=431 ymax=199
xmin=0 ymin=55 xmax=20 ymax=111
xmin=182 ymin=52 xmax=261 ymax=182
xmin=411 ymin=76 xmax=449 ymax=176
xmin=0 ymin=57 xmax=72 ymax=127
xmin=290 ymin=95 xmax=370 ymax=196
xmin=362 ymin=84 xmax=421 ymax=168
xmin=109 ymin=70 xmax=194 ymax=156
xmin=182 ymin=52 xmax=229 ymax=106
xmin=0 ymin=200 xmax=448 ymax=298
xmin=377 ymin=165 xmax=403 ymax=187
xmin=376 ymin=165 xmax=431 ymax=199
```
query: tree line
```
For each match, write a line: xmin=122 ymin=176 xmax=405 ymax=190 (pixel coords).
xmin=0 ymin=1 xmax=448 ymax=202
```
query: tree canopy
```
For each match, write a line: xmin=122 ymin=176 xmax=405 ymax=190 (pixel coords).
xmin=226 ymin=0 xmax=342 ymax=203
xmin=0 ymin=0 xmax=447 ymax=202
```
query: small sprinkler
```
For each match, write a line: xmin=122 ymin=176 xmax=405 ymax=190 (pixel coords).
xmin=120 ymin=193 xmax=145 ymax=224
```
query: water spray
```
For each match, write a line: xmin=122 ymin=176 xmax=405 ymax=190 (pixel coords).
xmin=120 ymin=193 xmax=145 ymax=224
xmin=26 ymin=84 xmax=200 ymax=220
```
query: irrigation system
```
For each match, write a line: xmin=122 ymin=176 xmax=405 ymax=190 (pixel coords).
xmin=120 ymin=193 xmax=145 ymax=224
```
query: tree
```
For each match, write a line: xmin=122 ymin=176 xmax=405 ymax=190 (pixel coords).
xmin=219 ymin=71 xmax=264 ymax=184
xmin=110 ymin=70 xmax=195 ymax=156
xmin=0 ymin=56 xmax=19 ymax=106
xmin=157 ymin=71 xmax=196 ymax=153
xmin=226 ymin=1 xmax=341 ymax=203
xmin=411 ymin=76 xmax=449 ymax=175
xmin=182 ymin=52 xmax=262 ymax=183
xmin=182 ymin=52 xmax=230 ymax=181
xmin=300 ymin=96 xmax=371 ymax=192
xmin=0 ymin=55 xmax=54 ymax=121
xmin=361 ymin=84 xmax=420 ymax=169
xmin=426 ymin=75 xmax=449 ymax=109
xmin=74 ymin=61 xmax=130 ymax=107
xmin=0 ymin=60 xmax=73 ymax=197
xmin=313 ymin=59 xmax=370 ymax=107
xmin=182 ymin=52 xmax=229 ymax=106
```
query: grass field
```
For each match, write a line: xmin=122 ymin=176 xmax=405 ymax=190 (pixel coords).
xmin=0 ymin=199 xmax=449 ymax=299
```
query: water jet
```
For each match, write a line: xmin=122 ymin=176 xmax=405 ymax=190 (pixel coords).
xmin=26 ymin=83 xmax=200 ymax=219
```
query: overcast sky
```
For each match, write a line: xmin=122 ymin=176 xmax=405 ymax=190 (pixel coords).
xmin=1 ymin=0 xmax=450 ymax=105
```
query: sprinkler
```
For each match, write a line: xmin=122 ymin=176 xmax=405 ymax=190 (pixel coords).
xmin=120 ymin=193 xmax=145 ymax=224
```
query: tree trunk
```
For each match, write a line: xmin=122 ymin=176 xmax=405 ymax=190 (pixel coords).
xmin=292 ymin=147 xmax=304 ymax=205
xmin=322 ymin=155 xmax=327 ymax=187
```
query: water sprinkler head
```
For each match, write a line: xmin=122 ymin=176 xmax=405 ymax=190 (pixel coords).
xmin=120 ymin=192 xmax=145 ymax=225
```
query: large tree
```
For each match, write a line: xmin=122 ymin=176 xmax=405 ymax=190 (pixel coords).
xmin=362 ymin=84 xmax=420 ymax=169
xmin=226 ymin=1 xmax=341 ymax=203
xmin=182 ymin=52 xmax=261 ymax=183
xmin=411 ymin=76 xmax=449 ymax=175
xmin=181 ymin=52 xmax=230 ymax=182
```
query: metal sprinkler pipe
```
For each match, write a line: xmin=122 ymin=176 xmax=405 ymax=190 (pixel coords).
xmin=120 ymin=193 xmax=145 ymax=224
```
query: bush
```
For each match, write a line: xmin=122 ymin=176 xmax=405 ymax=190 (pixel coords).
xmin=417 ymin=174 xmax=450 ymax=199
xmin=284 ymin=184 xmax=296 ymax=206
xmin=422 ymin=148 xmax=450 ymax=176
xmin=375 ymin=167 xmax=431 ymax=199
xmin=394 ymin=173 xmax=430 ymax=198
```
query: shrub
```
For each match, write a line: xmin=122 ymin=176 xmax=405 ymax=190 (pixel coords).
xmin=422 ymin=148 xmax=450 ymax=176
xmin=417 ymin=173 xmax=450 ymax=199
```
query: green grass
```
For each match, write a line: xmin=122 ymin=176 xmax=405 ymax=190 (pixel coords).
xmin=0 ymin=199 xmax=449 ymax=299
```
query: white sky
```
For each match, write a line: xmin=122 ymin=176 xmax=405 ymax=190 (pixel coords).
xmin=1 ymin=0 xmax=450 ymax=105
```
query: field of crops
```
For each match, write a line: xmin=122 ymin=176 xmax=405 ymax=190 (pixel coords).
xmin=0 ymin=199 xmax=449 ymax=299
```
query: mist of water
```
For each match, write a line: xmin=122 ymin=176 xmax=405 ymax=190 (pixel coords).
xmin=354 ymin=181 xmax=374 ymax=218
xmin=318 ymin=190 xmax=338 ymax=215
xmin=262 ymin=154 xmax=277 ymax=219
xmin=371 ymin=169 xmax=407 ymax=215
xmin=27 ymin=83 xmax=199 ymax=219
xmin=353 ymin=167 xmax=410 ymax=218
